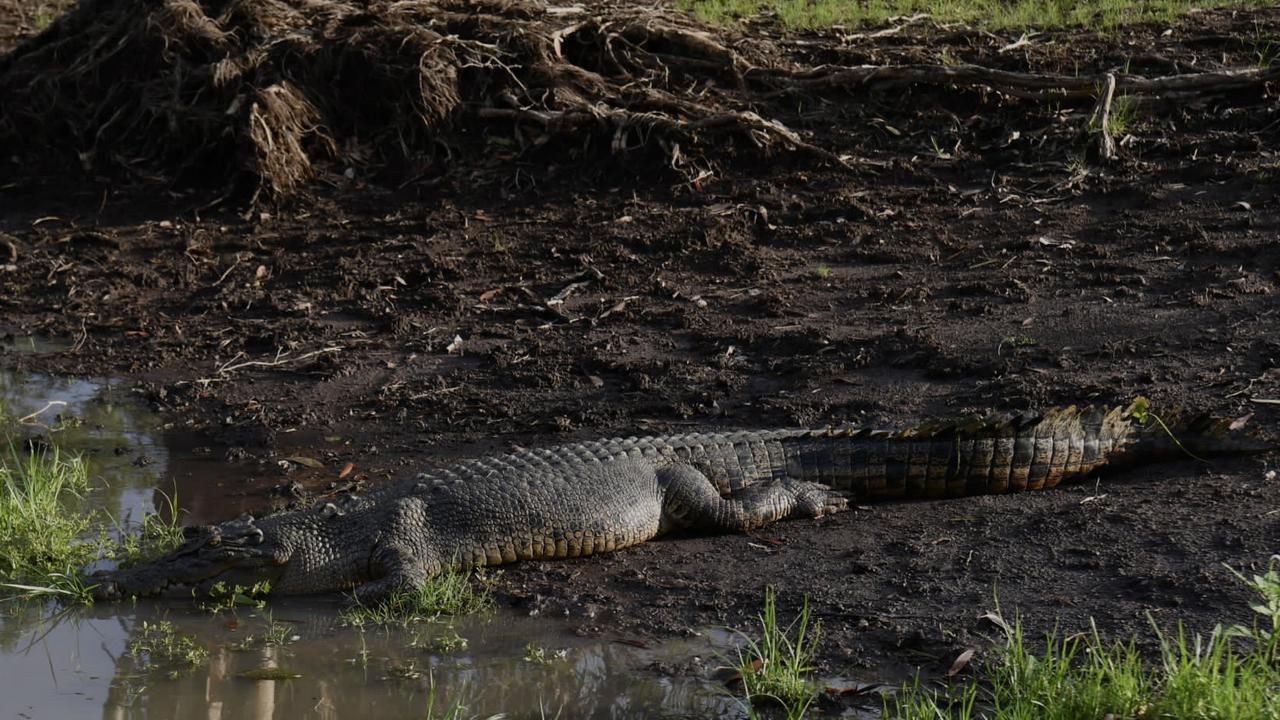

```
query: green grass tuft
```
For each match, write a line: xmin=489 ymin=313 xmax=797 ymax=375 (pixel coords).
xmin=680 ymin=0 xmax=1269 ymax=31
xmin=732 ymin=586 xmax=821 ymax=720
xmin=341 ymin=566 xmax=493 ymax=626
xmin=0 ymin=442 xmax=96 ymax=603
xmin=886 ymin=556 xmax=1280 ymax=719
xmin=0 ymin=433 xmax=186 ymax=604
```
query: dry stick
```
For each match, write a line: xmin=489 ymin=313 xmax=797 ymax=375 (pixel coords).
xmin=216 ymin=346 xmax=341 ymax=375
xmin=18 ymin=401 xmax=67 ymax=424
xmin=1092 ymin=72 xmax=1118 ymax=161
xmin=70 ymin=319 xmax=87 ymax=353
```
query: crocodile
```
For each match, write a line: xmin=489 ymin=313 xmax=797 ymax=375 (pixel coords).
xmin=92 ymin=401 xmax=1268 ymax=601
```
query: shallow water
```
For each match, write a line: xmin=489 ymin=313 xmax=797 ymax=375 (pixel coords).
xmin=0 ymin=369 xmax=756 ymax=719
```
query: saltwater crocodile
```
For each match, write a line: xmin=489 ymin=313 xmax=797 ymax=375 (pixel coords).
xmin=92 ymin=401 xmax=1267 ymax=600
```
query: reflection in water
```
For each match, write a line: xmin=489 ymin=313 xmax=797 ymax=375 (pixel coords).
xmin=0 ymin=371 xmax=748 ymax=719
xmin=0 ymin=370 xmax=290 ymax=528
xmin=10 ymin=603 xmax=741 ymax=720
xmin=0 ymin=329 xmax=73 ymax=356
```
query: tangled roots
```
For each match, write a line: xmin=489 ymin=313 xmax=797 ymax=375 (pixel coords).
xmin=0 ymin=0 xmax=801 ymax=198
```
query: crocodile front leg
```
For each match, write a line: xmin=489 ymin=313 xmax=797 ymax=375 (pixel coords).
xmin=658 ymin=464 xmax=848 ymax=533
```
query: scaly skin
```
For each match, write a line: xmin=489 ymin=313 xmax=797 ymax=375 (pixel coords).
xmin=91 ymin=400 xmax=1268 ymax=601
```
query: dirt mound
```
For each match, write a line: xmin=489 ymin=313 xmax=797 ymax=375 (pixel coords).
xmin=0 ymin=0 xmax=805 ymax=198
xmin=2 ymin=0 xmax=1276 ymax=199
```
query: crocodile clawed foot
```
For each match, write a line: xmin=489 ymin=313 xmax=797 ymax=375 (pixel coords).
xmin=784 ymin=480 xmax=850 ymax=518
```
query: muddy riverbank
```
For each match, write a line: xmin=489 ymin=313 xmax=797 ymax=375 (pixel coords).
xmin=1 ymin=0 xmax=1277 ymax=705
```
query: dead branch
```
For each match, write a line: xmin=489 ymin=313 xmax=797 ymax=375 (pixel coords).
xmin=0 ymin=233 xmax=17 ymax=263
xmin=758 ymin=62 xmax=1280 ymax=101
xmin=1091 ymin=73 xmax=1118 ymax=161
xmin=216 ymin=346 xmax=342 ymax=375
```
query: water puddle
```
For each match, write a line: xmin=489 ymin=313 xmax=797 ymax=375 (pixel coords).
xmin=0 ymin=369 xmax=767 ymax=719
xmin=1 ymin=602 xmax=743 ymax=719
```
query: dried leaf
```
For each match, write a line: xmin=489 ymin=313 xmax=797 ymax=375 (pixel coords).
xmin=947 ymin=648 xmax=975 ymax=677
xmin=283 ymin=455 xmax=324 ymax=469
xmin=338 ymin=462 xmax=354 ymax=479
xmin=1228 ymin=413 xmax=1254 ymax=431
xmin=979 ymin=612 xmax=1013 ymax=635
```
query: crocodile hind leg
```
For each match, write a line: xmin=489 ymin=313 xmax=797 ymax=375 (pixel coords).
xmin=353 ymin=497 xmax=440 ymax=604
xmin=658 ymin=464 xmax=848 ymax=533
xmin=353 ymin=544 xmax=436 ymax=604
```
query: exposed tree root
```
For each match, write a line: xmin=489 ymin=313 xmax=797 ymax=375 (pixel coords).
xmin=0 ymin=0 xmax=1275 ymax=199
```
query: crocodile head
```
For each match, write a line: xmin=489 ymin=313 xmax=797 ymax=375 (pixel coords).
xmin=91 ymin=516 xmax=291 ymax=599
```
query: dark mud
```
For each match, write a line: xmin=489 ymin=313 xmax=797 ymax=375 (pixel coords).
xmin=2 ymin=1 xmax=1278 ymax=691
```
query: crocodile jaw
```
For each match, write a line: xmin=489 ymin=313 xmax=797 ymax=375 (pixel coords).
xmin=92 ymin=520 xmax=289 ymax=599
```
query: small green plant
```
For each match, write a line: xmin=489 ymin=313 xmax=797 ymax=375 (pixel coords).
xmin=341 ymin=567 xmax=491 ymax=626
xmin=814 ymin=265 xmax=831 ymax=280
xmin=523 ymin=643 xmax=567 ymax=664
xmin=127 ymin=620 xmax=209 ymax=672
xmin=996 ymin=335 xmax=1037 ymax=355
xmin=1225 ymin=556 xmax=1280 ymax=663
xmin=411 ymin=626 xmax=470 ymax=654
xmin=1098 ymin=94 xmax=1139 ymax=138
xmin=111 ymin=490 xmax=186 ymax=567
xmin=230 ymin=611 xmax=295 ymax=649
xmin=1250 ymin=21 xmax=1279 ymax=68
xmin=929 ymin=135 xmax=953 ymax=159
xmin=198 ymin=580 xmax=271 ymax=614
xmin=731 ymin=586 xmax=821 ymax=720
xmin=1126 ymin=396 xmax=1207 ymax=463
xmin=260 ymin=612 xmax=296 ymax=646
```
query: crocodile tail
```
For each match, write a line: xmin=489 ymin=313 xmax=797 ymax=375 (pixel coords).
xmin=1126 ymin=402 xmax=1274 ymax=460
xmin=949 ymin=399 xmax=1272 ymax=497
xmin=793 ymin=400 xmax=1269 ymax=499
